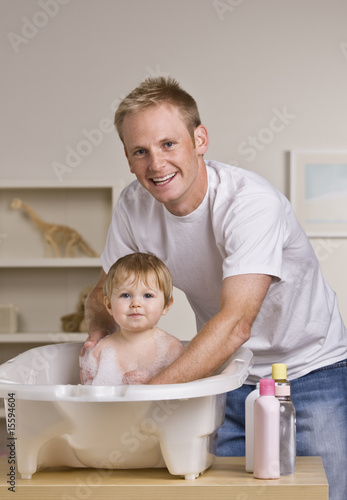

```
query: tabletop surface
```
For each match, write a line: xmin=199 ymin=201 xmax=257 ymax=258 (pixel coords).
xmin=0 ymin=456 xmax=328 ymax=500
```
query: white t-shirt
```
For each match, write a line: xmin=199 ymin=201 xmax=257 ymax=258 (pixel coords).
xmin=101 ymin=160 xmax=347 ymax=382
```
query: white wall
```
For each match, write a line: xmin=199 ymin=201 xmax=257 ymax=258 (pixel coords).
xmin=2 ymin=0 xmax=347 ymax=334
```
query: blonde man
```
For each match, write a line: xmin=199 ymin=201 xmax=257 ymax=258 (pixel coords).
xmin=82 ymin=77 xmax=347 ymax=500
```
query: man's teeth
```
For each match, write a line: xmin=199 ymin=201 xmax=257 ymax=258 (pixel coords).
xmin=153 ymin=173 xmax=176 ymax=185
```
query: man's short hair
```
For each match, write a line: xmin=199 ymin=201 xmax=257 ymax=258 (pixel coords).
xmin=114 ymin=77 xmax=201 ymax=143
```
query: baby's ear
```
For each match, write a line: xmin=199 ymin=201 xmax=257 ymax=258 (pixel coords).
xmin=104 ymin=296 xmax=113 ymax=315
xmin=162 ymin=297 xmax=174 ymax=316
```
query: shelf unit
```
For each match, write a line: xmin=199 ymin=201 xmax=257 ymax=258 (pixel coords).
xmin=0 ymin=179 xmax=124 ymax=431
xmin=0 ymin=178 xmax=124 ymax=338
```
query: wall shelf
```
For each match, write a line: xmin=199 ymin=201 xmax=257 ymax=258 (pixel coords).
xmin=0 ymin=333 xmax=87 ymax=343
xmin=0 ymin=258 xmax=101 ymax=268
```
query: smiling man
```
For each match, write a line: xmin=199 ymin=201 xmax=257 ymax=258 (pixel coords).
xmin=83 ymin=77 xmax=347 ymax=500
xmin=121 ymin=102 xmax=208 ymax=216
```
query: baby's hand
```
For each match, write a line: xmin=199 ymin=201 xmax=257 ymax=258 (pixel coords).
xmin=122 ymin=370 xmax=151 ymax=385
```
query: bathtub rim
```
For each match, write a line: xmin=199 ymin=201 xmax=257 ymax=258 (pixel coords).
xmin=0 ymin=343 xmax=253 ymax=402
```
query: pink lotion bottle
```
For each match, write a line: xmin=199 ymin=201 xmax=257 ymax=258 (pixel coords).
xmin=253 ymin=378 xmax=280 ymax=479
xmin=245 ymin=382 xmax=260 ymax=472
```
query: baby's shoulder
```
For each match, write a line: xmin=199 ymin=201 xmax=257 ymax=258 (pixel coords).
xmin=155 ymin=329 xmax=184 ymax=351
xmin=92 ymin=333 xmax=118 ymax=355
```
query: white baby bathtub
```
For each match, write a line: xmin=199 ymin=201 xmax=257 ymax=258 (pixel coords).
xmin=0 ymin=342 xmax=253 ymax=480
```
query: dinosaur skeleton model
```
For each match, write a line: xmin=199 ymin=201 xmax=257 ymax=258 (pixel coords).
xmin=10 ymin=198 xmax=99 ymax=258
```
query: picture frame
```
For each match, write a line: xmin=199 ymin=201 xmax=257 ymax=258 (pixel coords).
xmin=290 ymin=150 xmax=347 ymax=237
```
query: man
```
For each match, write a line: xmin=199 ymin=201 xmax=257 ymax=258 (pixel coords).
xmin=84 ymin=77 xmax=347 ymax=500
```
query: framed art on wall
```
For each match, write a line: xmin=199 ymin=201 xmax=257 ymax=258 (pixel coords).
xmin=290 ymin=150 xmax=347 ymax=237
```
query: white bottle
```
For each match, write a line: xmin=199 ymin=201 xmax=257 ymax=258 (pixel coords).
xmin=245 ymin=382 xmax=260 ymax=472
xmin=253 ymin=378 xmax=280 ymax=479
xmin=272 ymin=364 xmax=296 ymax=475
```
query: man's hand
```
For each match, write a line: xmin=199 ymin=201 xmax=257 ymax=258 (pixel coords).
xmin=79 ymin=269 xmax=117 ymax=381
xmin=79 ymin=329 xmax=110 ymax=375
xmin=83 ymin=329 xmax=109 ymax=350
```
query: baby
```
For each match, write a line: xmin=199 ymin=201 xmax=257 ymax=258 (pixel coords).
xmin=79 ymin=252 xmax=184 ymax=385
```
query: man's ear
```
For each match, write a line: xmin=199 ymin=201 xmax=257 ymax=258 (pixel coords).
xmin=162 ymin=297 xmax=174 ymax=316
xmin=194 ymin=124 xmax=209 ymax=155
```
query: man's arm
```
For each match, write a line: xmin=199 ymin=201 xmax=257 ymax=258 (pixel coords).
xmin=83 ymin=269 xmax=117 ymax=349
xmin=150 ymin=273 xmax=272 ymax=384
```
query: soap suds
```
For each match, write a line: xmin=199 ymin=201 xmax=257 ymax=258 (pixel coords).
xmin=79 ymin=348 xmax=98 ymax=385
xmin=91 ymin=346 xmax=123 ymax=386
xmin=80 ymin=329 xmax=183 ymax=386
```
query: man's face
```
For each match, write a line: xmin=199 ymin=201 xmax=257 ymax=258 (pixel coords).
xmin=122 ymin=102 xmax=209 ymax=216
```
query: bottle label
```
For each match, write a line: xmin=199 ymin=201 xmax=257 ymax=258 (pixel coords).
xmin=275 ymin=384 xmax=290 ymax=397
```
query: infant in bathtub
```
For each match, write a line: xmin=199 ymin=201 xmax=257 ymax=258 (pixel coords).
xmin=79 ymin=253 xmax=184 ymax=385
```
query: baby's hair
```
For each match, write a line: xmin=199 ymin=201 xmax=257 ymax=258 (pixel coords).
xmin=104 ymin=252 xmax=173 ymax=307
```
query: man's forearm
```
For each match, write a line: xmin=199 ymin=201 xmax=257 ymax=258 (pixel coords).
xmin=149 ymin=274 xmax=272 ymax=385
xmin=149 ymin=308 xmax=249 ymax=384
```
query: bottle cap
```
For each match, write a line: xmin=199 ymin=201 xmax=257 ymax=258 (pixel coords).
xmin=259 ymin=378 xmax=275 ymax=396
xmin=272 ymin=363 xmax=287 ymax=380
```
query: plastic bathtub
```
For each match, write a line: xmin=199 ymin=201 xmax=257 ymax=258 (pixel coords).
xmin=0 ymin=342 xmax=253 ymax=480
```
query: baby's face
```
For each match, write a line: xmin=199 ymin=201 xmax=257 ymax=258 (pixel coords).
xmin=104 ymin=274 xmax=171 ymax=334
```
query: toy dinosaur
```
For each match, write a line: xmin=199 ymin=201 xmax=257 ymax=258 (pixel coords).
xmin=61 ymin=285 xmax=93 ymax=332
xmin=10 ymin=198 xmax=99 ymax=258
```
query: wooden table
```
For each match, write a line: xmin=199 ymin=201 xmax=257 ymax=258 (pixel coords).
xmin=0 ymin=456 xmax=328 ymax=499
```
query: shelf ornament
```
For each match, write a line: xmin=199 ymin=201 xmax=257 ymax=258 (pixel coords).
xmin=10 ymin=198 xmax=99 ymax=258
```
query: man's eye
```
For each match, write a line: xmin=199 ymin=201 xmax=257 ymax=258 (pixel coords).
xmin=135 ymin=149 xmax=146 ymax=156
xmin=165 ymin=142 xmax=173 ymax=148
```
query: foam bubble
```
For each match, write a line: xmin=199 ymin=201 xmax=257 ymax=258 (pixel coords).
xmin=81 ymin=330 xmax=184 ymax=386
xmin=79 ymin=348 xmax=98 ymax=385
xmin=91 ymin=345 xmax=124 ymax=386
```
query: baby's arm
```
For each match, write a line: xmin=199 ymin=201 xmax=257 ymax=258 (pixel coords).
xmin=166 ymin=335 xmax=185 ymax=364
xmin=147 ymin=331 xmax=185 ymax=382
xmin=122 ymin=370 xmax=151 ymax=385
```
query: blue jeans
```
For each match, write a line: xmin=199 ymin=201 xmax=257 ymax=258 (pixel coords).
xmin=216 ymin=359 xmax=347 ymax=500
